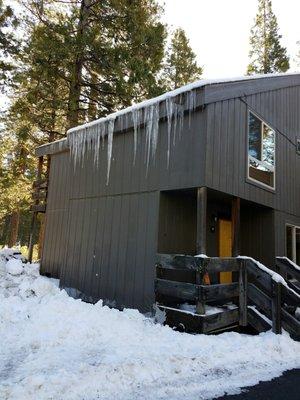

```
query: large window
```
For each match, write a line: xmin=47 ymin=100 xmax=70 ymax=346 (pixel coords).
xmin=248 ymin=111 xmax=275 ymax=189
xmin=286 ymin=225 xmax=300 ymax=265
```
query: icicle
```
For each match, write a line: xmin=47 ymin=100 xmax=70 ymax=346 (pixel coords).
xmin=131 ymin=108 xmax=140 ymax=165
xmin=151 ymin=103 xmax=159 ymax=160
xmin=68 ymin=87 xmax=197 ymax=182
xmin=188 ymin=90 xmax=196 ymax=127
xmin=106 ymin=118 xmax=115 ymax=185
xmin=100 ymin=122 xmax=106 ymax=150
xmin=166 ymin=97 xmax=174 ymax=167
xmin=173 ymin=103 xmax=178 ymax=146
xmin=144 ymin=106 xmax=152 ymax=171
xmin=94 ymin=124 xmax=101 ymax=167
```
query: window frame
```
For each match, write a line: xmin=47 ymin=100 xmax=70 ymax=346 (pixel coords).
xmin=296 ymin=138 xmax=300 ymax=155
xmin=285 ymin=223 xmax=300 ymax=263
xmin=247 ymin=109 xmax=276 ymax=191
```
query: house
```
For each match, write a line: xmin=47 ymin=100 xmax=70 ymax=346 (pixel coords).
xmin=34 ymin=73 xmax=300 ymax=311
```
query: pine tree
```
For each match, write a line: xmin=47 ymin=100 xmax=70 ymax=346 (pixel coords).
xmin=247 ymin=0 xmax=289 ymax=75
xmin=0 ymin=123 xmax=35 ymax=247
xmin=1 ymin=0 xmax=202 ymax=246
xmin=163 ymin=28 xmax=203 ymax=90
xmin=0 ymin=0 xmax=18 ymax=88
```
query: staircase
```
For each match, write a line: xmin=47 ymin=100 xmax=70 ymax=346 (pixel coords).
xmin=155 ymin=255 xmax=300 ymax=340
xmin=28 ymin=155 xmax=49 ymax=262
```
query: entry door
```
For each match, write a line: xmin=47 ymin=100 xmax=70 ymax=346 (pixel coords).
xmin=218 ymin=219 xmax=232 ymax=283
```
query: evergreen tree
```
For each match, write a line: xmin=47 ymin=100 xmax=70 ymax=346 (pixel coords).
xmin=247 ymin=0 xmax=289 ymax=75
xmin=0 ymin=0 xmax=18 ymax=88
xmin=1 ymin=0 xmax=202 ymax=246
xmin=0 ymin=123 xmax=35 ymax=247
xmin=163 ymin=28 xmax=203 ymax=90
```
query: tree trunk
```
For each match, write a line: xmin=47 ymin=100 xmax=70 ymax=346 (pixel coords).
xmin=38 ymin=213 xmax=45 ymax=260
xmin=8 ymin=210 xmax=20 ymax=248
xmin=88 ymin=71 xmax=98 ymax=120
xmin=67 ymin=0 xmax=92 ymax=129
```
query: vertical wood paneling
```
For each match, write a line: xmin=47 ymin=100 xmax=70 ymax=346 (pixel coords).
xmin=42 ymin=81 xmax=300 ymax=310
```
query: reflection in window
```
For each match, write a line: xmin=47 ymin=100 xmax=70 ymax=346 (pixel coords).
xmin=248 ymin=112 xmax=275 ymax=188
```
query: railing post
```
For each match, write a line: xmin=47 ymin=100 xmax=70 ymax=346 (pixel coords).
xmin=195 ymin=257 xmax=205 ymax=315
xmin=272 ymin=281 xmax=282 ymax=334
xmin=239 ymin=259 xmax=248 ymax=326
xmin=196 ymin=187 xmax=207 ymax=255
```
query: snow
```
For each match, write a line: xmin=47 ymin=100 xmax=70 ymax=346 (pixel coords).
xmin=238 ymin=256 xmax=300 ymax=299
xmin=67 ymin=72 xmax=299 ymax=135
xmin=1 ymin=250 xmax=300 ymax=400
xmin=277 ymin=256 xmax=300 ymax=272
xmin=179 ymin=303 xmax=237 ymax=316
xmin=5 ymin=259 xmax=23 ymax=276
xmin=248 ymin=306 xmax=272 ymax=325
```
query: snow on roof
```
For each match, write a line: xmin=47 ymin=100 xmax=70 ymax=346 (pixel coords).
xmin=67 ymin=72 xmax=300 ymax=135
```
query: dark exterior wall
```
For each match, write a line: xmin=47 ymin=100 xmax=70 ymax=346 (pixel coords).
xmin=60 ymin=191 xmax=159 ymax=311
xmin=40 ymin=79 xmax=300 ymax=310
xmin=41 ymin=151 xmax=70 ymax=278
xmin=158 ymin=191 xmax=197 ymax=255
xmin=240 ymin=203 xmax=275 ymax=267
xmin=42 ymin=110 xmax=207 ymax=310
xmin=205 ymin=85 xmax=300 ymax=260
xmin=70 ymin=109 xmax=207 ymax=200
xmin=205 ymin=86 xmax=300 ymax=216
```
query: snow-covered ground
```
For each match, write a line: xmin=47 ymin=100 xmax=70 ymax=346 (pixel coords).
xmin=0 ymin=250 xmax=300 ymax=400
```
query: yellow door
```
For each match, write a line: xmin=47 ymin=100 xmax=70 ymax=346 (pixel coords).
xmin=218 ymin=219 xmax=232 ymax=283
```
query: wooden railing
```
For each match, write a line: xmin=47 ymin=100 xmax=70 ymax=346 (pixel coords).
xmin=276 ymin=257 xmax=300 ymax=296
xmin=155 ymin=254 xmax=300 ymax=339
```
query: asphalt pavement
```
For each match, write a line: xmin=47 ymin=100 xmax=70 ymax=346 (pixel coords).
xmin=215 ymin=369 xmax=300 ymax=400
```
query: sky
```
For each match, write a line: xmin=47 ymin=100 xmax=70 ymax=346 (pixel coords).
xmin=160 ymin=0 xmax=300 ymax=78
xmin=1 ymin=0 xmax=299 ymax=111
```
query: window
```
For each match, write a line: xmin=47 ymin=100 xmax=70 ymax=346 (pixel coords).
xmin=286 ymin=225 xmax=300 ymax=265
xmin=248 ymin=111 xmax=275 ymax=189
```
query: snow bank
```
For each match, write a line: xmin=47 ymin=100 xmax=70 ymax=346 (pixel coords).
xmin=5 ymin=259 xmax=24 ymax=276
xmin=0 ymin=251 xmax=300 ymax=400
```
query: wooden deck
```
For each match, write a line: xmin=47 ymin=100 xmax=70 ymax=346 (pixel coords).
xmin=155 ymin=254 xmax=300 ymax=339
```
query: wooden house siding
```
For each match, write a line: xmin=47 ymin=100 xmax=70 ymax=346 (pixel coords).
xmin=41 ymin=110 xmax=207 ymax=310
xmin=41 ymin=151 xmax=70 ymax=278
xmin=205 ymin=86 xmax=300 ymax=215
xmin=37 ymin=75 xmax=300 ymax=310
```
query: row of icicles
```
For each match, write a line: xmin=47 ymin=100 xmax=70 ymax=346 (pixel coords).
xmin=68 ymin=90 xmax=197 ymax=185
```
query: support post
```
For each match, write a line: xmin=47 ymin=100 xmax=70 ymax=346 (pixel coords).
xmin=272 ymin=281 xmax=282 ymax=334
xmin=196 ymin=187 xmax=207 ymax=255
xmin=232 ymin=197 xmax=241 ymax=257
xmin=196 ymin=187 xmax=207 ymax=314
xmin=239 ymin=259 xmax=248 ymax=326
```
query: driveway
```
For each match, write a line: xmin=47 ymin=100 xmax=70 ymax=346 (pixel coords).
xmin=215 ymin=369 xmax=300 ymax=399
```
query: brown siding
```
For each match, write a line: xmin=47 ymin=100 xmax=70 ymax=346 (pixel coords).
xmin=41 ymin=151 xmax=70 ymax=278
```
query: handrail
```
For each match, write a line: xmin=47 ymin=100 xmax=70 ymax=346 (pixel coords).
xmin=155 ymin=254 xmax=300 ymax=338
